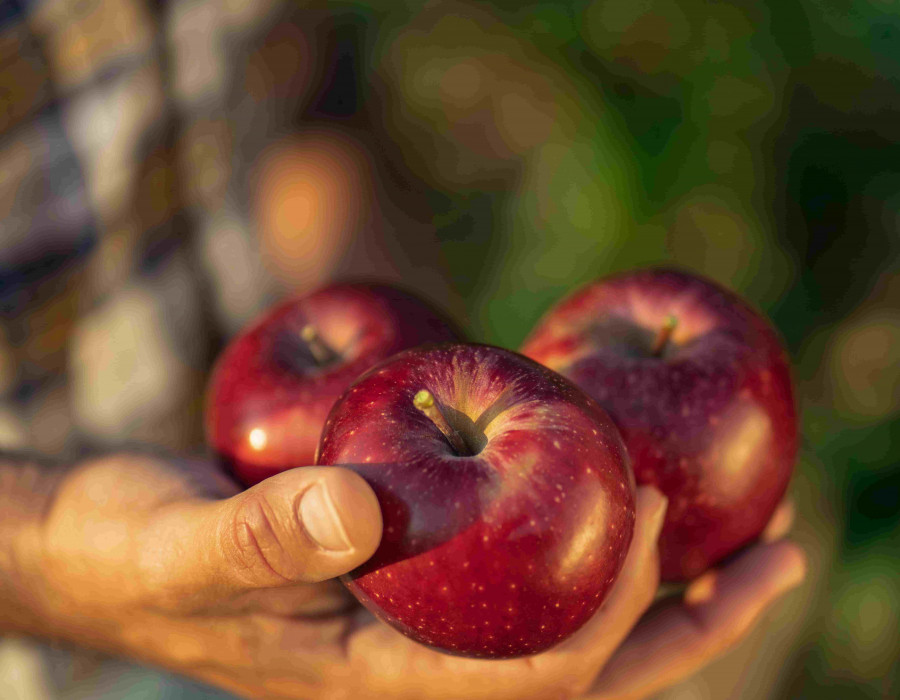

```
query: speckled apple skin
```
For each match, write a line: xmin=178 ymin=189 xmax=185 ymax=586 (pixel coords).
xmin=205 ymin=284 xmax=459 ymax=486
xmin=521 ymin=268 xmax=797 ymax=581
xmin=317 ymin=343 xmax=635 ymax=659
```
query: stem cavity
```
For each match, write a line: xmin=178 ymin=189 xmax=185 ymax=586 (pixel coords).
xmin=651 ymin=315 xmax=679 ymax=357
xmin=413 ymin=389 xmax=471 ymax=456
xmin=301 ymin=325 xmax=339 ymax=366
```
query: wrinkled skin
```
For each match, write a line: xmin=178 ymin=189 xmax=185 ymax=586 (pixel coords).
xmin=3 ymin=450 xmax=804 ymax=700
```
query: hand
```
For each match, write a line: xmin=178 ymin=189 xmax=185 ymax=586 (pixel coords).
xmin=329 ymin=492 xmax=805 ymax=700
xmin=20 ymin=453 xmax=804 ymax=700
xmin=584 ymin=497 xmax=805 ymax=699
xmin=26 ymin=453 xmax=383 ymax=693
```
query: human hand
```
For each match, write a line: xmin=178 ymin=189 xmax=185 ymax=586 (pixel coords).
xmin=584 ymin=498 xmax=805 ymax=699
xmin=327 ymin=491 xmax=805 ymax=700
xmin=17 ymin=453 xmax=804 ymax=700
xmin=23 ymin=453 xmax=382 ymax=693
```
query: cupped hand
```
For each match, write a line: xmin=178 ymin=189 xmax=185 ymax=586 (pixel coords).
xmin=29 ymin=455 xmax=804 ymax=700
xmin=30 ymin=453 xmax=382 ymax=694
xmin=332 ymin=492 xmax=805 ymax=700
xmin=585 ymin=497 xmax=805 ymax=699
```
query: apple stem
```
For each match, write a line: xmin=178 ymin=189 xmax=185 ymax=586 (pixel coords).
xmin=301 ymin=325 xmax=339 ymax=366
xmin=651 ymin=315 xmax=679 ymax=357
xmin=413 ymin=389 xmax=471 ymax=456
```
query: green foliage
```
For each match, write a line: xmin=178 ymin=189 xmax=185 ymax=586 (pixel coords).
xmin=354 ymin=1 xmax=900 ymax=694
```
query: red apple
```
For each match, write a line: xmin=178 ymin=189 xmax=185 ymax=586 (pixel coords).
xmin=521 ymin=268 xmax=797 ymax=581
xmin=317 ymin=343 xmax=635 ymax=658
xmin=205 ymin=283 xmax=459 ymax=486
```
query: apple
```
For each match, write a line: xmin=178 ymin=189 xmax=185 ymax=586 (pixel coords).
xmin=317 ymin=343 xmax=635 ymax=658
xmin=205 ymin=283 xmax=459 ymax=486
xmin=520 ymin=268 xmax=797 ymax=581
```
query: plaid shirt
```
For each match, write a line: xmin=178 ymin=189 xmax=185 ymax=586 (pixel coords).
xmin=0 ymin=2 xmax=352 ymax=697
xmin=0 ymin=0 xmax=343 ymax=461
xmin=0 ymin=0 xmax=472 ymax=692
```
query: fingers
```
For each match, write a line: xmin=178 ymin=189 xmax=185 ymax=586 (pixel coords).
xmin=140 ymin=467 xmax=382 ymax=608
xmin=586 ymin=540 xmax=807 ymax=700
xmin=228 ymin=580 xmax=356 ymax=617
xmin=551 ymin=486 xmax=667 ymax=669
xmin=761 ymin=497 xmax=795 ymax=542
xmin=219 ymin=467 xmax=383 ymax=586
xmin=346 ymin=488 xmax=670 ymax=700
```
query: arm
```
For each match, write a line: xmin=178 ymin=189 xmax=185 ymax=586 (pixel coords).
xmin=0 ymin=451 xmax=383 ymax=682
xmin=0 ymin=450 xmax=805 ymax=700
xmin=0 ymin=454 xmax=67 ymax=637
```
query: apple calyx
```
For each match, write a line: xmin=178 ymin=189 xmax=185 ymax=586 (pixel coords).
xmin=301 ymin=324 xmax=340 ymax=366
xmin=651 ymin=315 xmax=679 ymax=357
xmin=413 ymin=389 xmax=472 ymax=456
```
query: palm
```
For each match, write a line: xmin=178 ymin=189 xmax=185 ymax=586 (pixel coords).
xmin=38 ymin=454 xmax=804 ymax=700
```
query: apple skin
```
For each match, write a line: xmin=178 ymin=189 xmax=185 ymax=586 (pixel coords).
xmin=205 ymin=283 xmax=459 ymax=486
xmin=317 ymin=343 xmax=635 ymax=658
xmin=520 ymin=268 xmax=797 ymax=581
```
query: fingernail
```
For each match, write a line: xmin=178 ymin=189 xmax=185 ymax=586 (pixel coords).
xmin=775 ymin=551 xmax=807 ymax=595
xmin=299 ymin=482 xmax=353 ymax=552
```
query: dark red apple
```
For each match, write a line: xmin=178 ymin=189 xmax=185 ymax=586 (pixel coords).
xmin=205 ymin=283 xmax=459 ymax=486
xmin=520 ymin=268 xmax=797 ymax=581
xmin=317 ymin=343 xmax=635 ymax=658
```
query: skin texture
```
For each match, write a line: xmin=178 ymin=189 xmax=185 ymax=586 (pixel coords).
xmin=206 ymin=283 xmax=459 ymax=486
xmin=1 ymin=19 xmax=809 ymax=692
xmin=521 ymin=268 xmax=798 ymax=581
xmin=0 ymin=451 xmax=805 ymax=700
xmin=318 ymin=343 xmax=635 ymax=658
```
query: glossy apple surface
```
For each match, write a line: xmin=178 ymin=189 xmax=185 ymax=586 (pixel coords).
xmin=205 ymin=283 xmax=459 ymax=486
xmin=521 ymin=268 xmax=797 ymax=581
xmin=317 ymin=343 xmax=635 ymax=658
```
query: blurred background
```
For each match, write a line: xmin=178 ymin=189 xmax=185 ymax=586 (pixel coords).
xmin=0 ymin=0 xmax=898 ymax=698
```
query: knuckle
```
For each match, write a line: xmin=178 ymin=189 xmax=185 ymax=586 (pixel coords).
xmin=558 ymin=672 xmax=593 ymax=699
xmin=226 ymin=492 xmax=295 ymax=585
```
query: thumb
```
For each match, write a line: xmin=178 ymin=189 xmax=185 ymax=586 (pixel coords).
xmin=144 ymin=467 xmax=382 ymax=602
